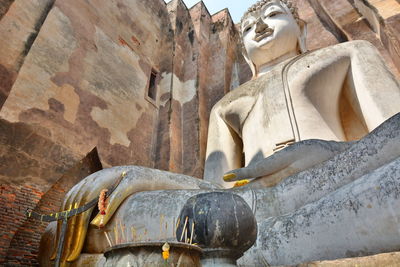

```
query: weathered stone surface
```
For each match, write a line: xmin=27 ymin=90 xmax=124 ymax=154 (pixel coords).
xmin=0 ymin=0 xmax=14 ymax=20
xmin=295 ymin=251 xmax=400 ymax=267
xmin=296 ymin=0 xmax=340 ymax=50
xmin=189 ymin=2 xmax=214 ymax=175
xmin=0 ymin=0 xmax=55 ymax=108
xmin=306 ymin=0 xmax=400 ymax=79
xmin=0 ymin=119 xmax=81 ymax=186
xmin=154 ymin=0 xmax=241 ymax=178
xmin=0 ymin=136 xmax=101 ymax=265
xmin=0 ymin=0 xmax=174 ymax=264
xmin=353 ymin=0 xmax=400 ymax=72
xmin=104 ymin=242 xmax=201 ymax=267
xmin=252 ymin=157 xmax=400 ymax=265
xmin=166 ymin=0 xmax=200 ymax=176
xmin=236 ymin=112 xmax=400 ymax=266
xmin=1 ymin=0 xmax=173 ymax=169
xmin=37 ymin=113 xmax=400 ymax=267
xmin=177 ymin=192 xmax=257 ymax=254
xmin=1 ymin=0 xmax=243 ymax=263
xmin=2 ymin=0 xmax=400 ymax=265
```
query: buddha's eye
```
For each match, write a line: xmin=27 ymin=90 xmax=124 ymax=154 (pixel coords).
xmin=266 ymin=11 xmax=283 ymax=18
xmin=243 ymin=26 xmax=252 ymax=34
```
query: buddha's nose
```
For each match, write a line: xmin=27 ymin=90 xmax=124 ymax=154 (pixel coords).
xmin=255 ymin=18 xmax=268 ymax=33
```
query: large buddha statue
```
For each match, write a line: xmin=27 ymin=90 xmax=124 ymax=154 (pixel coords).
xmin=204 ymin=0 xmax=400 ymax=188
xmin=39 ymin=0 xmax=400 ymax=266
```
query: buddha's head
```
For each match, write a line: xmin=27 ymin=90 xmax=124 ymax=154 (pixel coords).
xmin=240 ymin=0 xmax=307 ymax=77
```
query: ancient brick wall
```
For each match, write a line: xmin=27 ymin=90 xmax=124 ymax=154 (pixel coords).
xmin=0 ymin=0 xmax=55 ymax=109
xmin=155 ymin=0 xmax=240 ymax=177
xmin=1 ymin=147 xmax=102 ymax=265
xmin=0 ymin=0 xmax=174 ymax=170
xmin=0 ymin=0 xmax=175 ymax=265
xmin=164 ymin=0 xmax=200 ymax=176
xmin=0 ymin=183 xmax=44 ymax=265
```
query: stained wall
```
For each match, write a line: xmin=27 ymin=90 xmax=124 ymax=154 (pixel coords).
xmin=298 ymin=0 xmax=400 ymax=78
xmin=0 ymin=0 xmax=174 ymax=264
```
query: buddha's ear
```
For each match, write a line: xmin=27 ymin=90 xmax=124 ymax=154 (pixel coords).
xmin=297 ymin=19 xmax=307 ymax=53
xmin=242 ymin=46 xmax=257 ymax=78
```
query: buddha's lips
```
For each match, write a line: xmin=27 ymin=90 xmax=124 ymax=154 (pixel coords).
xmin=254 ymin=29 xmax=274 ymax=42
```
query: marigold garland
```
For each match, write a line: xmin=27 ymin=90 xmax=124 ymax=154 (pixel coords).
xmin=98 ymin=189 xmax=108 ymax=215
xmin=97 ymin=189 xmax=109 ymax=227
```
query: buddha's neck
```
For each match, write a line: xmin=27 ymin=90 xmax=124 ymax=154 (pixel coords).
xmin=257 ymin=51 xmax=299 ymax=77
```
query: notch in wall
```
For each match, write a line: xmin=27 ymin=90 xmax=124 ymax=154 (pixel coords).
xmin=145 ymin=68 xmax=159 ymax=107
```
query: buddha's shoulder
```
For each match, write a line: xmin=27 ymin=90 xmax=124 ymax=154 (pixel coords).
xmin=289 ymin=40 xmax=380 ymax=72
xmin=309 ymin=40 xmax=378 ymax=58
xmin=211 ymin=76 xmax=268 ymax=111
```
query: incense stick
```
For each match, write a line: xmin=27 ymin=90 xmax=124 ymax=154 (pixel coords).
xmin=104 ymin=232 xmax=113 ymax=247
xmin=185 ymin=226 xmax=188 ymax=243
xmin=190 ymin=222 xmax=195 ymax=244
xmin=119 ymin=221 xmax=125 ymax=242
xmin=172 ymin=217 xmax=175 ymax=238
xmin=131 ymin=227 xmax=136 ymax=241
xmin=175 ymin=217 xmax=180 ymax=232
xmin=114 ymin=226 xmax=118 ymax=244
xmin=175 ymin=217 xmax=180 ymax=240
xmin=180 ymin=217 xmax=188 ymax=242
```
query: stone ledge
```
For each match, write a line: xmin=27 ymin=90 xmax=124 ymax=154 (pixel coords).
xmin=291 ymin=251 xmax=400 ymax=267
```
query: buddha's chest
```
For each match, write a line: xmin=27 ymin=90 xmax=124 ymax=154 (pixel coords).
xmin=220 ymin=68 xmax=296 ymax=164
xmin=222 ymin=55 xmax=351 ymax=165
xmin=241 ymin=71 xmax=297 ymax=164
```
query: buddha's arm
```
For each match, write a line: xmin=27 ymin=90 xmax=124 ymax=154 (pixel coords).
xmin=204 ymin=104 xmax=243 ymax=188
xmin=347 ymin=40 xmax=400 ymax=130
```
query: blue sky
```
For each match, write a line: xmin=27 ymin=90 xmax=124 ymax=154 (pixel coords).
xmin=165 ymin=0 xmax=257 ymax=23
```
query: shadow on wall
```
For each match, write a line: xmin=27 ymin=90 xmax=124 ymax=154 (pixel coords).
xmin=4 ymin=148 xmax=102 ymax=266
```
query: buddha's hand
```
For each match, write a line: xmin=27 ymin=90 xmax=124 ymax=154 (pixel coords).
xmin=51 ymin=166 xmax=137 ymax=262
xmin=53 ymin=166 xmax=218 ymax=263
xmin=223 ymin=139 xmax=354 ymax=187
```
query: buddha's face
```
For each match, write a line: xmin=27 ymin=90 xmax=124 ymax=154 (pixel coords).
xmin=241 ymin=0 xmax=301 ymax=70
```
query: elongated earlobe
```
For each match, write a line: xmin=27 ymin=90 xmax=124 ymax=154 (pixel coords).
xmin=242 ymin=47 xmax=258 ymax=78
xmin=297 ymin=19 xmax=307 ymax=53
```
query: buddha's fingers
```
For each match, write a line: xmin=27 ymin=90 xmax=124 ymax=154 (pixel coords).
xmin=59 ymin=180 xmax=88 ymax=263
xmin=50 ymin=188 xmax=76 ymax=260
xmin=50 ymin=218 xmax=63 ymax=260
xmin=64 ymin=170 xmax=120 ymax=262
xmin=49 ymin=168 xmax=125 ymax=262
xmin=223 ymin=153 xmax=291 ymax=182
xmin=66 ymin=208 xmax=93 ymax=262
xmin=222 ymin=140 xmax=316 ymax=182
